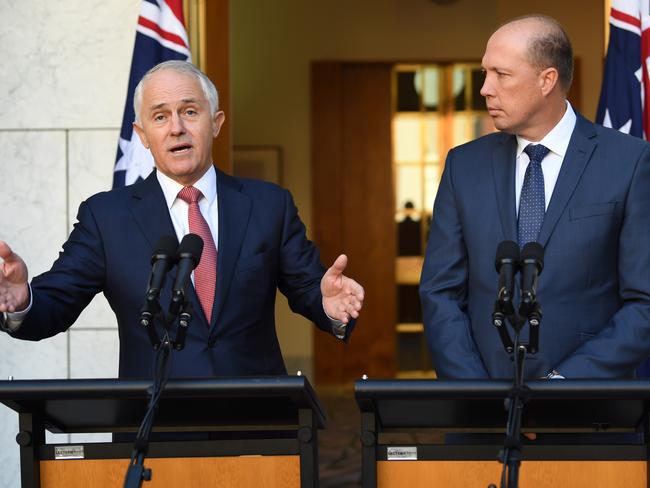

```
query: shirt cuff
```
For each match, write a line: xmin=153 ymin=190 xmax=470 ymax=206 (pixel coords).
xmin=323 ymin=301 xmax=347 ymax=339
xmin=545 ymin=370 xmax=565 ymax=379
xmin=1 ymin=284 xmax=32 ymax=332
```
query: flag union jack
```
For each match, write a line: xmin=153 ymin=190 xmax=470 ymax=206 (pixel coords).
xmin=113 ymin=0 xmax=190 ymax=188
xmin=596 ymin=0 xmax=650 ymax=139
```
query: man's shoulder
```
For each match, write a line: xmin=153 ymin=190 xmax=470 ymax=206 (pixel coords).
xmin=218 ymin=170 xmax=289 ymax=201
xmin=446 ymin=131 xmax=512 ymax=166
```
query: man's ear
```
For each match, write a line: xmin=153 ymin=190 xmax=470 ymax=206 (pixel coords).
xmin=539 ymin=67 xmax=559 ymax=97
xmin=212 ymin=111 xmax=226 ymax=138
xmin=133 ymin=122 xmax=149 ymax=148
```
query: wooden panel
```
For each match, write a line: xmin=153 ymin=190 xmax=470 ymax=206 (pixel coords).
xmin=40 ymin=455 xmax=299 ymax=488
xmin=378 ymin=460 xmax=646 ymax=487
xmin=312 ymin=62 xmax=396 ymax=383
xmin=204 ymin=0 xmax=231 ymax=173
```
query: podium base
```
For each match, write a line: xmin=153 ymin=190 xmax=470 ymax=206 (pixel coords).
xmin=377 ymin=460 xmax=646 ymax=487
xmin=40 ymin=456 xmax=300 ymax=488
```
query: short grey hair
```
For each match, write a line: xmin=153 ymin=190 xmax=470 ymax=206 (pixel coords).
xmin=133 ymin=60 xmax=219 ymax=123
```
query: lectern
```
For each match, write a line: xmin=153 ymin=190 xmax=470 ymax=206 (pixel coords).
xmin=355 ymin=379 xmax=650 ymax=488
xmin=0 ymin=376 xmax=325 ymax=488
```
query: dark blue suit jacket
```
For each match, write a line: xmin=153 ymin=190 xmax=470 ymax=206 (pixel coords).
xmin=11 ymin=169 xmax=342 ymax=378
xmin=419 ymin=114 xmax=650 ymax=379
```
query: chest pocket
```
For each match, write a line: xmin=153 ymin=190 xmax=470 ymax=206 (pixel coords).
xmin=569 ymin=202 xmax=617 ymax=220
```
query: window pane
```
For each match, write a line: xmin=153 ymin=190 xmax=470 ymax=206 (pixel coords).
xmin=396 ymin=71 xmax=420 ymax=112
xmin=424 ymin=164 xmax=440 ymax=212
xmin=421 ymin=66 xmax=440 ymax=111
xmin=423 ymin=114 xmax=440 ymax=164
xmin=452 ymin=66 xmax=467 ymax=111
xmin=471 ymin=68 xmax=486 ymax=111
xmin=393 ymin=114 xmax=422 ymax=163
xmin=396 ymin=165 xmax=423 ymax=213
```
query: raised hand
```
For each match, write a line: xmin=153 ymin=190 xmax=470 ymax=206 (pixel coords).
xmin=321 ymin=254 xmax=364 ymax=324
xmin=0 ymin=240 xmax=30 ymax=313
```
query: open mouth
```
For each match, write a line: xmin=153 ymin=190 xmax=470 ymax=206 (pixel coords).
xmin=170 ymin=143 xmax=192 ymax=154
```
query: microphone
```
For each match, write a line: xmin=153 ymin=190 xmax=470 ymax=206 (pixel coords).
xmin=519 ymin=242 xmax=544 ymax=318
xmin=144 ymin=235 xmax=178 ymax=302
xmin=169 ymin=233 xmax=203 ymax=316
xmin=140 ymin=235 xmax=177 ymax=350
xmin=494 ymin=240 xmax=520 ymax=317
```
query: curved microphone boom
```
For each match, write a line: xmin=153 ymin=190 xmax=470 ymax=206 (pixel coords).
xmin=169 ymin=233 xmax=203 ymax=316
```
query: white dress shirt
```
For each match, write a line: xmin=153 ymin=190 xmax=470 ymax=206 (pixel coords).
xmin=515 ymin=101 xmax=577 ymax=214
xmin=156 ymin=167 xmax=219 ymax=252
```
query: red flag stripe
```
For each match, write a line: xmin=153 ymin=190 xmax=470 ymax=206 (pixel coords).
xmin=611 ymin=8 xmax=642 ymax=29
xmin=138 ymin=16 xmax=188 ymax=49
xmin=164 ymin=0 xmax=185 ymax=27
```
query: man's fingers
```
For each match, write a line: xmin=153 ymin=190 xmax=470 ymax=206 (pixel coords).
xmin=329 ymin=254 xmax=348 ymax=275
xmin=0 ymin=240 xmax=14 ymax=261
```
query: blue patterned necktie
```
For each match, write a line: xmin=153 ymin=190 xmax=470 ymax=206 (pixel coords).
xmin=518 ymin=144 xmax=550 ymax=248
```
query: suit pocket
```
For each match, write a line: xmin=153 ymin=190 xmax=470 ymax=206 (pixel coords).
xmin=569 ymin=202 xmax=617 ymax=220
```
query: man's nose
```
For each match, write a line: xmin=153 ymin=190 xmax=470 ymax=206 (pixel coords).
xmin=479 ymin=75 xmax=492 ymax=98
xmin=170 ymin=113 xmax=185 ymax=135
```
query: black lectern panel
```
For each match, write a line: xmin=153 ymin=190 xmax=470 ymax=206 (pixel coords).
xmin=356 ymin=379 xmax=650 ymax=430
xmin=0 ymin=376 xmax=325 ymax=433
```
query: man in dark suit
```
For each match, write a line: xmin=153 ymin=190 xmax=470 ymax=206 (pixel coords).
xmin=0 ymin=61 xmax=364 ymax=379
xmin=419 ymin=15 xmax=650 ymax=379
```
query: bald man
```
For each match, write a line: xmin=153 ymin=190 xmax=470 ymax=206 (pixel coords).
xmin=420 ymin=15 xmax=650 ymax=379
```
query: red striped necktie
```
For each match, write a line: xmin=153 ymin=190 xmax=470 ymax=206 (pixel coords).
xmin=177 ymin=186 xmax=217 ymax=323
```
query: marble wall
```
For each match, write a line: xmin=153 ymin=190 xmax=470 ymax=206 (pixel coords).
xmin=0 ymin=1 xmax=140 ymax=486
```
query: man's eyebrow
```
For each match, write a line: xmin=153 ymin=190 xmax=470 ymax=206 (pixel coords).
xmin=149 ymin=102 xmax=168 ymax=112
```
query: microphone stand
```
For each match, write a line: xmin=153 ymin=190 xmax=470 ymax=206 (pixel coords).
xmin=490 ymin=301 xmax=541 ymax=488
xmin=124 ymin=300 xmax=192 ymax=487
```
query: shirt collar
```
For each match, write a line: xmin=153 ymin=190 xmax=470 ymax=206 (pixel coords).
xmin=516 ymin=100 xmax=577 ymax=159
xmin=156 ymin=165 xmax=218 ymax=209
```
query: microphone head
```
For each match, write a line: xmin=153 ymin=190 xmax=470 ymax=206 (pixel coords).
xmin=494 ymin=240 xmax=520 ymax=272
xmin=520 ymin=242 xmax=544 ymax=272
xmin=177 ymin=233 xmax=204 ymax=267
xmin=151 ymin=235 xmax=178 ymax=266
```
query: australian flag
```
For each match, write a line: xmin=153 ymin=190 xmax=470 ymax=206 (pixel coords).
xmin=597 ymin=1 xmax=650 ymax=376
xmin=596 ymin=0 xmax=649 ymax=139
xmin=113 ymin=0 xmax=191 ymax=188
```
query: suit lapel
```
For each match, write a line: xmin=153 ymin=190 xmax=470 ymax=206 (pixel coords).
xmin=209 ymin=170 xmax=252 ymax=332
xmin=128 ymin=171 xmax=177 ymax=248
xmin=537 ymin=115 xmax=597 ymax=247
xmin=491 ymin=134 xmax=518 ymax=242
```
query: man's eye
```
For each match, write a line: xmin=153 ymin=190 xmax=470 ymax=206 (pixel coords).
xmin=185 ymin=109 xmax=197 ymax=116
xmin=154 ymin=114 xmax=166 ymax=121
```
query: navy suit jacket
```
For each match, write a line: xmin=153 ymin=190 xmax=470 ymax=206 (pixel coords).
xmin=11 ymin=169 xmax=342 ymax=378
xmin=419 ymin=113 xmax=650 ymax=379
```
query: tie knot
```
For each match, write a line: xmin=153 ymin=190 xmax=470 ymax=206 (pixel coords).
xmin=523 ymin=144 xmax=550 ymax=164
xmin=178 ymin=186 xmax=203 ymax=204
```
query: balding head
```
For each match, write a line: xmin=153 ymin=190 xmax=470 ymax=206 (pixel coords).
xmin=496 ymin=15 xmax=573 ymax=92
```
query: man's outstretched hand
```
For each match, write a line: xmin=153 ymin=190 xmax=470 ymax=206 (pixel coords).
xmin=321 ymin=254 xmax=364 ymax=324
xmin=0 ymin=240 xmax=30 ymax=313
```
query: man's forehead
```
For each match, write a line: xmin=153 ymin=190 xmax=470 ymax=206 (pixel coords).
xmin=142 ymin=72 xmax=206 ymax=106
xmin=143 ymin=70 xmax=202 ymax=95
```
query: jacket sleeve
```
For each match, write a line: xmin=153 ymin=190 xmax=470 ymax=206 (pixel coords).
xmin=275 ymin=189 xmax=351 ymax=337
xmin=419 ymin=149 xmax=489 ymax=378
xmin=10 ymin=200 xmax=105 ymax=341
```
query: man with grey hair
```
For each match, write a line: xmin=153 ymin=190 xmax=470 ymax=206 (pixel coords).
xmin=420 ymin=15 xmax=650 ymax=379
xmin=0 ymin=60 xmax=364 ymax=378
